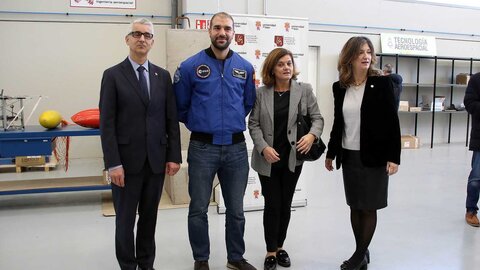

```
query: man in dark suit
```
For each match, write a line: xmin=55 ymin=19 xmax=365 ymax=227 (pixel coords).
xmin=99 ymin=18 xmax=182 ymax=270
xmin=383 ymin=64 xmax=403 ymax=111
xmin=464 ymin=72 xmax=480 ymax=227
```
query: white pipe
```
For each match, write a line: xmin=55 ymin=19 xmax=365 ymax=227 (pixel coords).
xmin=24 ymin=96 xmax=43 ymax=126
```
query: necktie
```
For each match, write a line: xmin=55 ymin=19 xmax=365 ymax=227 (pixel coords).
xmin=136 ymin=66 xmax=149 ymax=99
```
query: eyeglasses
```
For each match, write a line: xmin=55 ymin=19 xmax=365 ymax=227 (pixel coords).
xmin=129 ymin=31 xmax=154 ymax=40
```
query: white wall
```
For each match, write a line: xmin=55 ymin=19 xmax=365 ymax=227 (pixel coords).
xmin=1 ymin=0 xmax=480 ymax=158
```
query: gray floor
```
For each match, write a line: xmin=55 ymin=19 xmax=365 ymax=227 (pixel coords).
xmin=0 ymin=143 xmax=479 ymax=270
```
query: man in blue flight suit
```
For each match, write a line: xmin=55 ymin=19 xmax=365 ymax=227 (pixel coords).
xmin=173 ymin=12 xmax=257 ymax=270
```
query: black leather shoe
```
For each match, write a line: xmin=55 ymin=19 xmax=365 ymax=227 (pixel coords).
xmin=138 ymin=268 xmax=155 ymax=270
xmin=264 ymin=256 xmax=277 ymax=270
xmin=340 ymin=256 xmax=368 ymax=270
xmin=194 ymin=260 xmax=210 ymax=270
xmin=276 ymin=250 xmax=291 ymax=267
xmin=226 ymin=259 xmax=256 ymax=270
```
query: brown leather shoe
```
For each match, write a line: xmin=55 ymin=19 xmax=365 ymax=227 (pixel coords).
xmin=466 ymin=212 xmax=480 ymax=227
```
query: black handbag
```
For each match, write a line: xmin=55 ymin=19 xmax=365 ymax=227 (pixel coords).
xmin=296 ymin=98 xmax=326 ymax=161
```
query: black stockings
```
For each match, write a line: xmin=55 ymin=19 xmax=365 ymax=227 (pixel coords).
xmin=348 ymin=208 xmax=377 ymax=265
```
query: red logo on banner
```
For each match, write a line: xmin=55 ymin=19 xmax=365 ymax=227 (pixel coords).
xmin=196 ymin=19 xmax=209 ymax=29
xmin=274 ymin=36 xmax=284 ymax=47
xmin=235 ymin=34 xmax=245 ymax=45
xmin=284 ymin=22 xmax=290 ymax=32
xmin=255 ymin=21 xmax=262 ymax=30
xmin=255 ymin=49 xmax=261 ymax=59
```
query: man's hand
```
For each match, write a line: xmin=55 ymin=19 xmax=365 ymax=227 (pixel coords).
xmin=109 ymin=167 xmax=125 ymax=187
xmin=166 ymin=162 xmax=180 ymax=176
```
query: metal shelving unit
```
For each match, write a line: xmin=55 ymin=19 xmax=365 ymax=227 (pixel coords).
xmin=378 ymin=54 xmax=480 ymax=148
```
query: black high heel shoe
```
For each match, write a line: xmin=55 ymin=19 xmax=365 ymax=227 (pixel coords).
xmin=340 ymin=256 xmax=368 ymax=270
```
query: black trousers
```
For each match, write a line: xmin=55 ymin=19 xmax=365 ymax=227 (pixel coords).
xmin=111 ymin=161 xmax=165 ymax=270
xmin=258 ymin=164 xmax=302 ymax=252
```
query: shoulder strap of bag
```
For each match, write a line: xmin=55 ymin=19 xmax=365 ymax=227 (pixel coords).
xmin=298 ymin=86 xmax=306 ymax=116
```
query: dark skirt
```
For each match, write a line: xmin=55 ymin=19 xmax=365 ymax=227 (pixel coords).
xmin=341 ymin=149 xmax=389 ymax=210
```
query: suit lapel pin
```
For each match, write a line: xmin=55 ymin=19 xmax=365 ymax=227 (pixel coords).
xmin=370 ymin=84 xmax=374 ymax=88
xmin=155 ymin=72 xmax=158 ymax=76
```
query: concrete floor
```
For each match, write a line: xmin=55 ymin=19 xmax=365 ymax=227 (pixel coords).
xmin=0 ymin=143 xmax=479 ymax=270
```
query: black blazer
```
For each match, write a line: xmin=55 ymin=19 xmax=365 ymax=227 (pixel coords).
xmin=326 ymin=75 xmax=401 ymax=169
xmin=464 ymin=72 xmax=480 ymax=151
xmin=99 ymin=58 xmax=182 ymax=174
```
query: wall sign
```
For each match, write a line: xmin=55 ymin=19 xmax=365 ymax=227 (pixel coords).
xmin=70 ymin=0 xmax=136 ymax=9
xmin=381 ymin=33 xmax=437 ymax=56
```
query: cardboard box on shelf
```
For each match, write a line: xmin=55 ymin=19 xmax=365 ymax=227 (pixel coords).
xmin=398 ymin=101 xmax=409 ymax=112
xmin=456 ymin=73 xmax=470 ymax=85
xmin=409 ymin=107 xmax=422 ymax=112
xmin=401 ymin=135 xmax=420 ymax=149
xmin=15 ymin=156 xmax=46 ymax=166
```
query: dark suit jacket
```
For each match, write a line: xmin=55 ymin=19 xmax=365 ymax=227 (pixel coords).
xmin=326 ymin=75 xmax=401 ymax=169
xmin=464 ymin=72 xmax=480 ymax=151
xmin=99 ymin=57 xmax=182 ymax=174
xmin=387 ymin=73 xmax=403 ymax=110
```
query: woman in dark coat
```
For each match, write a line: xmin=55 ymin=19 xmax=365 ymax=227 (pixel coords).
xmin=325 ymin=36 xmax=401 ymax=270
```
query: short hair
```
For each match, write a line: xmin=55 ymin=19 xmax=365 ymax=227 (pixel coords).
xmin=337 ymin=36 xmax=381 ymax=88
xmin=209 ymin=12 xmax=235 ymax=30
xmin=261 ymin=48 xmax=299 ymax=88
xmin=383 ymin=64 xmax=393 ymax=74
xmin=127 ymin=18 xmax=154 ymax=36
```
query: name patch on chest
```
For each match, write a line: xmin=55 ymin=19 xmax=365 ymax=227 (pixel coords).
xmin=232 ymin=68 xmax=247 ymax=79
xmin=196 ymin=64 xmax=211 ymax=79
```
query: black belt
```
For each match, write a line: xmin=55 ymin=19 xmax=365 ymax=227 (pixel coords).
xmin=190 ymin=132 xmax=245 ymax=144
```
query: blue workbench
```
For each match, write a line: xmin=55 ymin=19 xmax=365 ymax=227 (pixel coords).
xmin=0 ymin=125 xmax=100 ymax=160
xmin=0 ymin=125 xmax=110 ymax=195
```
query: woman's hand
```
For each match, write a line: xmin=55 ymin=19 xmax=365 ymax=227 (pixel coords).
xmin=262 ymin=146 xmax=280 ymax=163
xmin=297 ymin=133 xmax=316 ymax=154
xmin=386 ymin=162 xmax=399 ymax=175
xmin=325 ymin=158 xmax=334 ymax=171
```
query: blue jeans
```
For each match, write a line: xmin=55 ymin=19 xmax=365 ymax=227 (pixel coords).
xmin=187 ymin=140 xmax=249 ymax=262
xmin=467 ymin=151 xmax=480 ymax=213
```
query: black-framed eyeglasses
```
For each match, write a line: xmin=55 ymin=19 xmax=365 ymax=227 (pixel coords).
xmin=129 ymin=31 xmax=154 ymax=40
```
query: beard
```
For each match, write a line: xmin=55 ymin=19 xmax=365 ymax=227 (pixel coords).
xmin=211 ymin=36 xmax=231 ymax=51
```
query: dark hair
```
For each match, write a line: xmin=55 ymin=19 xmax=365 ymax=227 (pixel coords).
xmin=337 ymin=36 xmax=381 ymax=88
xmin=383 ymin=64 xmax=393 ymax=74
xmin=261 ymin=48 xmax=299 ymax=88
xmin=209 ymin=12 xmax=235 ymax=30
